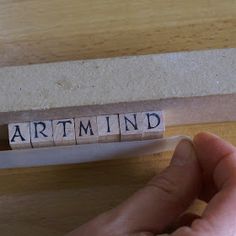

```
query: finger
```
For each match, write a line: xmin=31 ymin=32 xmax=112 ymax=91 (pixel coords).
xmin=173 ymin=132 xmax=236 ymax=236
xmin=105 ymin=140 xmax=201 ymax=235
xmin=164 ymin=213 xmax=200 ymax=234
xmin=169 ymin=213 xmax=201 ymax=231
xmin=193 ymin=132 xmax=235 ymax=202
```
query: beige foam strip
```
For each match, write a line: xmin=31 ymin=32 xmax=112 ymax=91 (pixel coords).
xmin=0 ymin=48 xmax=235 ymax=113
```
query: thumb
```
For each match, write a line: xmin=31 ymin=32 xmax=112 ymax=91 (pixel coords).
xmin=172 ymin=133 xmax=236 ymax=236
xmin=103 ymin=140 xmax=202 ymax=235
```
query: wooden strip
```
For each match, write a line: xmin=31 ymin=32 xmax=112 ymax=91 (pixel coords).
xmin=0 ymin=0 xmax=235 ymax=67
xmin=0 ymin=93 xmax=235 ymax=149
xmin=0 ymin=94 xmax=235 ymax=127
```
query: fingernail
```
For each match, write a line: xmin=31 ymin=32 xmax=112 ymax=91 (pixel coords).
xmin=170 ymin=140 xmax=196 ymax=166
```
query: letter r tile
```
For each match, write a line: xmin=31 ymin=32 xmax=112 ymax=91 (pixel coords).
xmin=30 ymin=120 xmax=54 ymax=148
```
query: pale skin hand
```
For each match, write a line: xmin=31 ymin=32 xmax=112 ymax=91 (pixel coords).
xmin=67 ymin=132 xmax=236 ymax=236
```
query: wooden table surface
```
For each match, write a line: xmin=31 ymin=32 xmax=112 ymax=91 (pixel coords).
xmin=0 ymin=0 xmax=236 ymax=235
xmin=0 ymin=0 xmax=235 ymax=67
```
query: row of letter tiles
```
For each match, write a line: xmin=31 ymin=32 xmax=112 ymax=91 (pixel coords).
xmin=8 ymin=111 xmax=165 ymax=149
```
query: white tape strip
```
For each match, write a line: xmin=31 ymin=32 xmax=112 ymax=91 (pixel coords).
xmin=0 ymin=136 xmax=191 ymax=169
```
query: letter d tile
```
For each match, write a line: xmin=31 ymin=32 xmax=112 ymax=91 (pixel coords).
xmin=142 ymin=111 xmax=165 ymax=140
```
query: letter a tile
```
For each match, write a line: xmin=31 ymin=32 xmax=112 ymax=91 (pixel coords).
xmin=8 ymin=122 xmax=32 ymax=149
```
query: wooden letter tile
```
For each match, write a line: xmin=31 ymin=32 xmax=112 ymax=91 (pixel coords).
xmin=142 ymin=111 xmax=165 ymax=139
xmin=8 ymin=122 xmax=32 ymax=149
xmin=75 ymin=116 xmax=98 ymax=144
xmin=30 ymin=120 xmax=54 ymax=148
xmin=119 ymin=112 xmax=143 ymax=141
xmin=97 ymin=114 xmax=120 ymax=142
xmin=52 ymin=119 xmax=76 ymax=146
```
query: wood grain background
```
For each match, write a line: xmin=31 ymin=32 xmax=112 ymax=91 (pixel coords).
xmin=0 ymin=0 xmax=236 ymax=235
xmin=0 ymin=0 xmax=235 ymax=67
xmin=0 ymin=122 xmax=235 ymax=235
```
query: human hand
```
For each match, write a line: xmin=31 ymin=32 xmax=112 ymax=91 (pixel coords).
xmin=67 ymin=132 xmax=236 ymax=236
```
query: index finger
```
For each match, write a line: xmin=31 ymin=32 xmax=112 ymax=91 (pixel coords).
xmin=174 ymin=132 xmax=236 ymax=236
